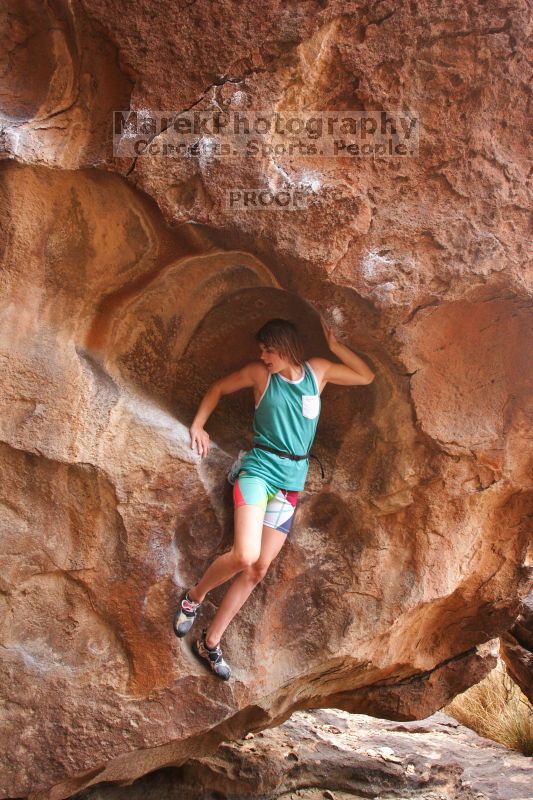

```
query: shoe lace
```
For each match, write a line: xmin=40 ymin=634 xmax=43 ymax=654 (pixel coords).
xmin=183 ymin=595 xmax=200 ymax=611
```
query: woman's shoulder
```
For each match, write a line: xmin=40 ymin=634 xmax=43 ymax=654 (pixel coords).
xmin=242 ymin=360 xmax=269 ymax=388
xmin=306 ymin=357 xmax=330 ymax=393
xmin=245 ymin=360 xmax=269 ymax=377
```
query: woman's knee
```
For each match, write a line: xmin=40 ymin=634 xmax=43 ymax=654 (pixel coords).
xmin=231 ymin=549 xmax=260 ymax=570
xmin=246 ymin=560 xmax=270 ymax=584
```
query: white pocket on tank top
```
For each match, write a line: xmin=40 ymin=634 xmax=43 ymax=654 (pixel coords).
xmin=302 ymin=394 xmax=320 ymax=419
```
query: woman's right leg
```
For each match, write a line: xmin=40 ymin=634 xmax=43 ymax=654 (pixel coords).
xmin=188 ymin=502 xmax=265 ymax=603
xmin=204 ymin=523 xmax=287 ymax=646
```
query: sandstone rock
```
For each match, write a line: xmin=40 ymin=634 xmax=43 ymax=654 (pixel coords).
xmin=0 ymin=1 xmax=531 ymax=799
xmin=75 ymin=709 xmax=533 ymax=800
xmin=0 ymin=0 xmax=133 ymax=168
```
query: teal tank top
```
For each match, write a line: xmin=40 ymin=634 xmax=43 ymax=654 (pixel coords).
xmin=239 ymin=361 xmax=321 ymax=491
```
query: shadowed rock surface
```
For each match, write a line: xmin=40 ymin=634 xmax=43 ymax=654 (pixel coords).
xmin=75 ymin=709 xmax=532 ymax=800
xmin=0 ymin=1 xmax=532 ymax=798
xmin=500 ymin=592 xmax=533 ymax=704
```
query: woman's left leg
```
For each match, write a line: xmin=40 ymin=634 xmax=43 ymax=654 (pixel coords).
xmin=205 ymin=525 xmax=287 ymax=647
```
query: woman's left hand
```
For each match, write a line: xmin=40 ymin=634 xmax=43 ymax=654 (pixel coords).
xmin=320 ymin=316 xmax=339 ymax=351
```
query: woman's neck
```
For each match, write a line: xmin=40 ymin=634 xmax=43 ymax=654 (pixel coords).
xmin=279 ymin=362 xmax=304 ymax=381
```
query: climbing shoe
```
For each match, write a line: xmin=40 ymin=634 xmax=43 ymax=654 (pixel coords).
xmin=193 ymin=629 xmax=232 ymax=681
xmin=173 ymin=591 xmax=201 ymax=638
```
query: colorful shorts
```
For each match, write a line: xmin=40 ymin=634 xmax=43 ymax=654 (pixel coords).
xmin=233 ymin=474 xmax=299 ymax=535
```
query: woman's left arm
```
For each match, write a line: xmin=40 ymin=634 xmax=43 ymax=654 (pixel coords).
xmin=324 ymin=342 xmax=376 ymax=385
xmin=309 ymin=320 xmax=375 ymax=391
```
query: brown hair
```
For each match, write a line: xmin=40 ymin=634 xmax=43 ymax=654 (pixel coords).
xmin=255 ymin=318 xmax=305 ymax=366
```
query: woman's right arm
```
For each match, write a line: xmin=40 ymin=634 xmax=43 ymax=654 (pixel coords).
xmin=190 ymin=362 xmax=264 ymax=456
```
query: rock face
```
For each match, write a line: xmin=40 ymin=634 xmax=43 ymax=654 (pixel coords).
xmin=76 ymin=709 xmax=533 ymax=800
xmin=501 ymin=592 xmax=533 ymax=704
xmin=0 ymin=1 xmax=532 ymax=799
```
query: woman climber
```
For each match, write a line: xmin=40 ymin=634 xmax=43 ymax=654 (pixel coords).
xmin=173 ymin=316 xmax=375 ymax=679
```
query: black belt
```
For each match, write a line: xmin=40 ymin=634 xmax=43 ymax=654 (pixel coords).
xmin=252 ymin=442 xmax=325 ymax=479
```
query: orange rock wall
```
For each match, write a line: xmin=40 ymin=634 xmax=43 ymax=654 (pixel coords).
xmin=0 ymin=1 xmax=531 ymax=798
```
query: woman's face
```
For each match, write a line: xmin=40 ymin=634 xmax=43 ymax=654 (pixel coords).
xmin=259 ymin=343 xmax=290 ymax=373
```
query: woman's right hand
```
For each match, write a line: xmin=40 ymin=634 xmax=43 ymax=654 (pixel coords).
xmin=190 ymin=425 xmax=210 ymax=457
